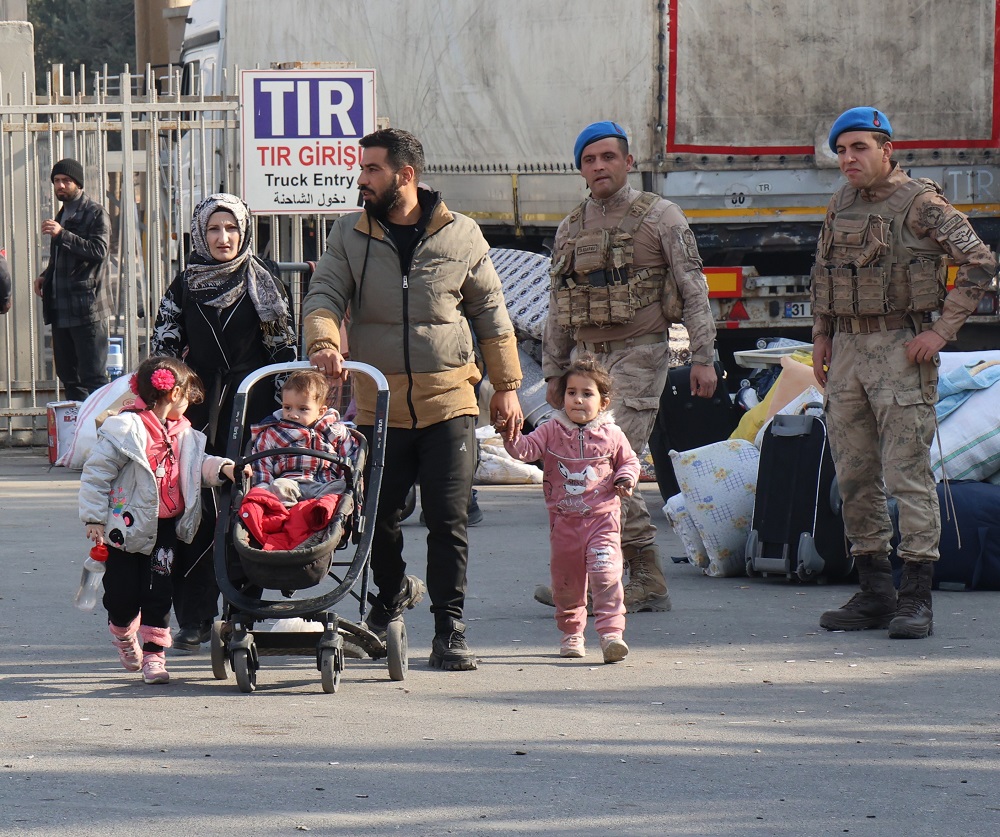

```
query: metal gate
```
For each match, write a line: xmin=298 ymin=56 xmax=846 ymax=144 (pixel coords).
xmin=0 ymin=65 xmax=335 ymax=445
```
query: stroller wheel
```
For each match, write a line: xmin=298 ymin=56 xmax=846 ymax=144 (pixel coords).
xmin=320 ymin=647 xmax=343 ymax=694
xmin=210 ymin=621 xmax=230 ymax=681
xmin=386 ymin=619 xmax=408 ymax=681
xmin=234 ymin=648 xmax=256 ymax=693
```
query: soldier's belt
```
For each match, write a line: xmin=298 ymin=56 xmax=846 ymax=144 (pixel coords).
xmin=835 ymin=312 xmax=912 ymax=335
xmin=579 ymin=331 xmax=669 ymax=354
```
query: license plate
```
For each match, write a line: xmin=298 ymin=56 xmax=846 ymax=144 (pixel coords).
xmin=784 ymin=301 xmax=811 ymax=318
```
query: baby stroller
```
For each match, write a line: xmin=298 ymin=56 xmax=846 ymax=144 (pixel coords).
xmin=211 ymin=360 xmax=401 ymax=693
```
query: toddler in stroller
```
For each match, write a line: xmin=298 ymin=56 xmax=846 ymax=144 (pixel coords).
xmin=239 ymin=369 xmax=358 ymax=557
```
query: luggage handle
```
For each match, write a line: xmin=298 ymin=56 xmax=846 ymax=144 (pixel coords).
xmin=770 ymin=413 xmax=816 ymax=436
xmin=768 ymin=400 xmax=825 ymax=436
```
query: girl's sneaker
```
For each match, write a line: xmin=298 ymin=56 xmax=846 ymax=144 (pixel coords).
xmin=111 ymin=633 xmax=142 ymax=672
xmin=141 ymin=652 xmax=170 ymax=685
xmin=600 ymin=634 xmax=629 ymax=664
xmin=559 ymin=633 xmax=586 ymax=658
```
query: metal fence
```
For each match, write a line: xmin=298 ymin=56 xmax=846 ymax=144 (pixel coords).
xmin=0 ymin=65 xmax=338 ymax=445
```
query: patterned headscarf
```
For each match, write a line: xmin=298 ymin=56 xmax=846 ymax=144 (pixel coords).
xmin=184 ymin=194 xmax=292 ymax=341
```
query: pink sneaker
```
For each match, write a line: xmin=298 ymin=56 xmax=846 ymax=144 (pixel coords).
xmin=559 ymin=633 xmax=586 ymax=658
xmin=141 ymin=651 xmax=170 ymax=685
xmin=600 ymin=634 xmax=629 ymax=664
xmin=111 ymin=633 xmax=142 ymax=672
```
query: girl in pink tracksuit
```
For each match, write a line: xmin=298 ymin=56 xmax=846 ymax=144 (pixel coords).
xmin=502 ymin=357 xmax=639 ymax=663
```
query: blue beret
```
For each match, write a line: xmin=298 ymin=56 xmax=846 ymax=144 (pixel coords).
xmin=828 ymin=107 xmax=892 ymax=153
xmin=574 ymin=121 xmax=628 ymax=169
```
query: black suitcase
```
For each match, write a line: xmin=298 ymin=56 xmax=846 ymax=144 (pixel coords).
xmin=745 ymin=405 xmax=853 ymax=581
xmin=649 ymin=361 xmax=740 ymax=501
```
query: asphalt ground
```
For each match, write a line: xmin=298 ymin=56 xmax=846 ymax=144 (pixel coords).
xmin=2 ymin=447 xmax=998 ymax=836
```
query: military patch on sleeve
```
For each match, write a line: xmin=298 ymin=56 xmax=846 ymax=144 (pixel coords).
xmin=917 ymin=203 xmax=945 ymax=229
xmin=678 ymin=227 xmax=700 ymax=262
xmin=944 ymin=219 xmax=981 ymax=253
xmin=937 ymin=213 xmax=964 ymax=236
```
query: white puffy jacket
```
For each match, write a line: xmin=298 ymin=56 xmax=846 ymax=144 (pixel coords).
xmin=78 ymin=412 xmax=232 ymax=555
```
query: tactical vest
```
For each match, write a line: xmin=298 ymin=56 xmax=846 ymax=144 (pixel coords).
xmin=811 ymin=178 xmax=948 ymax=319
xmin=550 ymin=191 xmax=682 ymax=328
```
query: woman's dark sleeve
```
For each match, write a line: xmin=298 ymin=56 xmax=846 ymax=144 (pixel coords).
xmin=151 ymin=273 xmax=188 ymax=357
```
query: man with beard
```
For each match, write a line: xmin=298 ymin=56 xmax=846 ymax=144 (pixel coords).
xmin=304 ymin=128 xmax=522 ymax=671
xmin=33 ymin=158 xmax=113 ymax=400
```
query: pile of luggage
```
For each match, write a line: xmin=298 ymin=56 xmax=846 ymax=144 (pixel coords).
xmin=660 ymin=347 xmax=1000 ymax=591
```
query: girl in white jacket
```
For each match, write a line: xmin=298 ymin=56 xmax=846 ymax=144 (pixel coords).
xmin=79 ymin=357 xmax=237 ymax=684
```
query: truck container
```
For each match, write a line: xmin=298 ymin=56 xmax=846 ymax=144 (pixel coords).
xmin=180 ymin=0 xmax=1000 ymax=365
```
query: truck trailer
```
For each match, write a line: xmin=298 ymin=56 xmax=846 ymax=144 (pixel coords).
xmin=179 ymin=0 xmax=1000 ymax=359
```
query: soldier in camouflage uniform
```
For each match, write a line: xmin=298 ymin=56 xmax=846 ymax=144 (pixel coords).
xmin=813 ymin=107 xmax=997 ymax=639
xmin=536 ymin=121 xmax=718 ymax=613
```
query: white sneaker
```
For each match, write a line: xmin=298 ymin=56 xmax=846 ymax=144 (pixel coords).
xmin=559 ymin=633 xmax=586 ymax=658
xmin=600 ymin=635 xmax=629 ymax=664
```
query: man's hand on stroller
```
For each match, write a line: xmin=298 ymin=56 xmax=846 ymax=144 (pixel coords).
xmin=309 ymin=348 xmax=349 ymax=384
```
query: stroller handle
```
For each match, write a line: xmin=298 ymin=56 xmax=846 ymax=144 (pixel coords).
xmin=236 ymin=360 xmax=389 ymax=396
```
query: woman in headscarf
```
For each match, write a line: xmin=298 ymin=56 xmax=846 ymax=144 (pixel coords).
xmin=152 ymin=193 xmax=297 ymax=650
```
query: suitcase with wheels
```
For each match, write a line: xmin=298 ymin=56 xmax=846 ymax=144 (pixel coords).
xmin=745 ymin=404 xmax=853 ymax=581
xmin=649 ymin=361 xmax=740 ymax=502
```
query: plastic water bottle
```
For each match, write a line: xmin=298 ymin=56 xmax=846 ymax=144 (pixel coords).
xmin=106 ymin=342 xmax=124 ymax=379
xmin=73 ymin=544 xmax=108 ymax=611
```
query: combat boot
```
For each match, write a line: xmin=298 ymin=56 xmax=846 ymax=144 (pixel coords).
xmin=819 ymin=555 xmax=896 ymax=631
xmin=888 ymin=561 xmax=934 ymax=639
xmin=429 ymin=619 xmax=478 ymax=671
xmin=365 ymin=575 xmax=426 ymax=638
xmin=623 ymin=545 xmax=672 ymax=612
xmin=533 ymin=584 xmax=594 ymax=615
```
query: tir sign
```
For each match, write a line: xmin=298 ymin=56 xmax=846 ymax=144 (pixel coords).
xmin=254 ymin=79 xmax=363 ymax=139
xmin=241 ymin=69 xmax=377 ymax=215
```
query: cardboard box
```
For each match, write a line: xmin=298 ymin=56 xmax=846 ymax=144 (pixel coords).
xmin=47 ymin=401 xmax=82 ymax=464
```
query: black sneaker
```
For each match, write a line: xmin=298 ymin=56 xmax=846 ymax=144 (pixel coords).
xmin=173 ymin=622 xmax=212 ymax=653
xmin=365 ymin=575 xmax=426 ymax=637
xmin=428 ymin=620 xmax=478 ymax=671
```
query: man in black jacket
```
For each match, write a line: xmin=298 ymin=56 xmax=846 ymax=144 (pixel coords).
xmin=33 ymin=158 xmax=113 ymax=400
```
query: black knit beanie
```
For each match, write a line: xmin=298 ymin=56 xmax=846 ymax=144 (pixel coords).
xmin=51 ymin=158 xmax=84 ymax=188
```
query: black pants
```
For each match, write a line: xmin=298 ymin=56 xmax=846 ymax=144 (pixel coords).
xmin=103 ymin=519 xmax=175 ymax=629
xmin=51 ymin=319 xmax=108 ymax=401
xmin=361 ymin=415 xmax=476 ymax=632
xmin=170 ymin=488 xmax=221 ymax=629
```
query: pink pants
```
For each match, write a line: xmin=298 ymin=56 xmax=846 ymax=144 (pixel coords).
xmin=549 ymin=512 xmax=626 ymax=637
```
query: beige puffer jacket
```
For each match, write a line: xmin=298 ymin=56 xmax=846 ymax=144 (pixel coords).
xmin=303 ymin=189 xmax=521 ymax=429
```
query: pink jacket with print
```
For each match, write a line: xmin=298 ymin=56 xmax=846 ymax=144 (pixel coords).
xmin=504 ymin=410 xmax=640 ymax=518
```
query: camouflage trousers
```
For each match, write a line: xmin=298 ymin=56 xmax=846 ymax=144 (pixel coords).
xmin=573 ymin=339 xmax=671 ymax=554
xmin=825 ymin=329 xmax=940 ymax=563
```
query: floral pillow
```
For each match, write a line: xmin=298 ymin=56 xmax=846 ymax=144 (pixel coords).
xmin=670 ymin=440 xmax=759 ymax=577
xmin=663 ymin=493 xmax=710 ymax=571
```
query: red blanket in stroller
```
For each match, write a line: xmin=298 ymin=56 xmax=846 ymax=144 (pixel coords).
xmin=239 ymin=486 xmax=343 ymax=552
